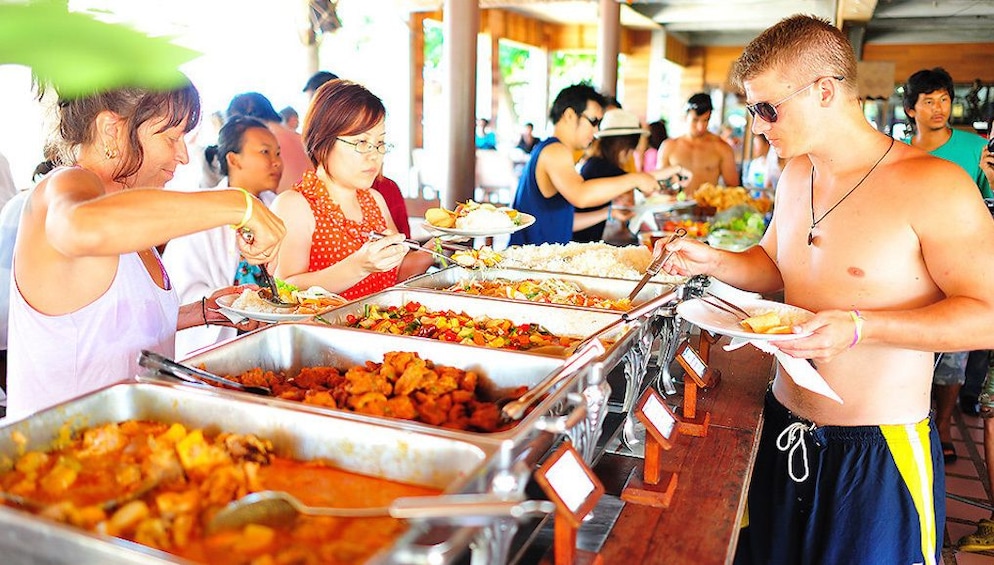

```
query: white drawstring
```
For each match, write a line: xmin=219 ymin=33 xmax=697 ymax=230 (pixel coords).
xmin=776 ymin=421 xmax=815 ymax=483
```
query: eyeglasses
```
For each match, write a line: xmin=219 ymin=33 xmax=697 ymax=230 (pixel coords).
xmin=580 ymin=114 xmax=602 ymax=128
xmin=336 ymin=138 xmax=394 ymax=155
xmin=746 ymin=75 xmax=844 ymax=123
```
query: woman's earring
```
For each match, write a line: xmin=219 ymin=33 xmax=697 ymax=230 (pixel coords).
xmin=104 ymin=145 xmax=119 ymax=160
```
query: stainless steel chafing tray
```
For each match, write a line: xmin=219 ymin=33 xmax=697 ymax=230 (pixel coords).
xmin=315 ymin=288 xmax=635 ymax=363
xmin=313 ymin=289 xmax=662 ymax=464
xmin=0 ymin=381 xmax=496 ymax=565
xmin=174 ymin=324 xmax=590 ymax=466
xmin=180 ymin=322 xmax=565 ymax=406
xmin=400 ymin=265 xmax=678 ymax=312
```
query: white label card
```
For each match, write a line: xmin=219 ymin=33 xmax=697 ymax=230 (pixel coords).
xmin=643 ymin=392 xmax=676 ymax=439
xmin=681 ymin=346 xmax=706 ymax=377
xmin=545 ymin=448 xmax=595 ymax=512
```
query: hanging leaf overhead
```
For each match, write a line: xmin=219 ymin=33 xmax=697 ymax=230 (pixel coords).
xmin=0 ymin=0 xmax=200 ymax=96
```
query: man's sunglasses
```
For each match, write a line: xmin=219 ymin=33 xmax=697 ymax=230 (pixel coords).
xmin=746 ymin=75 xmax=844 ymax=123
xmin=581 ymin=113 xmax=602 ymax=128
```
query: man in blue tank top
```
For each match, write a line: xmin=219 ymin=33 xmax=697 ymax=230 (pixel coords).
xmin=509 ymin=84 xmax=680 ymax=246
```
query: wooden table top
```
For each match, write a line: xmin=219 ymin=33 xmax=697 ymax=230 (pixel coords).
xmin=596 ymin=334 xmax=775 ymax=565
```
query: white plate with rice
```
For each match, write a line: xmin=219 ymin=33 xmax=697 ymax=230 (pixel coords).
xmin=216 ymin=289 xmax=344 ymax=323
xmin=423 ymin=212 xmax=535 ymax=237
xmin=677 ymin=297 xmax=814 ymax=341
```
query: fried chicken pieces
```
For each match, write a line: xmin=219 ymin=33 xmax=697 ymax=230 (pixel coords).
xmin=226 ymin=352 xmax=519 ymax=432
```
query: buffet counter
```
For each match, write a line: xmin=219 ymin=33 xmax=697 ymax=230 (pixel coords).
xmin=594 ymin=333 xmax=775 ymax=564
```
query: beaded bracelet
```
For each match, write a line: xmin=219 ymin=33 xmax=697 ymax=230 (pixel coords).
xmin=849 ymin=310 xmax=865 ymax=348
xmin=230 ymin=188 xmax=254 ymax=230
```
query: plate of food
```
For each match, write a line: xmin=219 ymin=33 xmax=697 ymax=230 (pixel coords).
xmin=423 ymin=200 xmax=534 ymax=237
xmin=676 ymin=296 xmax=814 ymax=341
xmin=216 ymin=286 xmax=348 ymax=323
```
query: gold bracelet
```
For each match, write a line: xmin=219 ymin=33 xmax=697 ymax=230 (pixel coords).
xmin=230 ymin=188 xmax=254 ymax=230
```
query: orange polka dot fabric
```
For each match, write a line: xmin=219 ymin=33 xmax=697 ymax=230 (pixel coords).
xmin=294 ymin=170 xmax=398 ymax=300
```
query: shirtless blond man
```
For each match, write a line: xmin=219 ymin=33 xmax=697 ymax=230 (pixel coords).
xmin=656 ymin=93 xmax=740 ymax=197
xmin=658 ymin=15 xmax=994 ymax=565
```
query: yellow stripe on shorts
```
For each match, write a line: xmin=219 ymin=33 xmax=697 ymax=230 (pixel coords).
xmin=880 ymin=419 xmax=937 ymax=565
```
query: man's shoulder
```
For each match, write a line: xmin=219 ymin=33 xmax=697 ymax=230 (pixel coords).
xmin=893 ymin=141 xmax=975 ymax=186
xmin=704 ymin=132 xmax=734 ymax=148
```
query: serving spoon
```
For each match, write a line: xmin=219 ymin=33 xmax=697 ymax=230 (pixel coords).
xmin=208 ymin=490 xmax=555 ymax=532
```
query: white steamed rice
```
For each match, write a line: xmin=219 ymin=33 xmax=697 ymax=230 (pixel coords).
xmin=500 ymin=242 xmax=684 ymax=282
xmin=455 ymin=207 xmax=515 ymax=231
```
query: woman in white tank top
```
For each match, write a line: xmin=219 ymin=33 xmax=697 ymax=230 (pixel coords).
xmin=7 ymin=77 xmax=286 ymax=421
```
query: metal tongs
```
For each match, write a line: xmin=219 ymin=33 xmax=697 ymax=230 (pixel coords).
xmin=627 ymin=227 xmax=686 ymax=301
xmin=238 ymin=227 xmax=296 ymax=308
xmin=701 ymin=293 xmax=752 ymax=320
xmin=138 ymin=350 xmax=272 ymax=395
xmin=256 ymin=266 xmax=298 ymax=308
xmin=498 ymin=338 xmax=606 ymax=422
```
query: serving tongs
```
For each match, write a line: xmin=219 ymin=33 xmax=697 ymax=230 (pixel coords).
xmin=208 ymin=490 xmax=555 ymax=532
xmin=627 ymin=227 xmax=686 ymax=302
xmin=138 ymin=350 xmax=272 ymax=396
xmin=236 ymin=227 xmax=296 ymax=308
xmin=700 ymin=293 xmax=752 ymax=320
xmin=255 ymin=266 xmax=298 ymax=309
xmin=499 ymin=338 xmax=606 ymax=423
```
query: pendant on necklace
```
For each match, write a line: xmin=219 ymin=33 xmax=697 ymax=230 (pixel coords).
xmin=807 ymin=229 xmax=815 ymax=246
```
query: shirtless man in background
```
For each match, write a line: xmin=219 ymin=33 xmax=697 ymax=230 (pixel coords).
xmin=658 ymin=15 xmax=994 ymax=565
xmin=656 ymin=92 xmax=740 ymax=197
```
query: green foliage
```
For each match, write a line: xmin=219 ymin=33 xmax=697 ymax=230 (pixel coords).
xmin=549 ymin=52 xmax=597 ymax=99
xmin=423 ymin=20 xmax=443 ymax=71
xmin=0 ymin=0 xmax=199 ymax=97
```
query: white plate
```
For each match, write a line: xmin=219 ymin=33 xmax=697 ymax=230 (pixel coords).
xmin=676 ymin=297 xmax=814 ymax=341
xmin=422 ymin=213 xmax=535 ymax=237
xmin=215 ymin=293 xmax=339 ymax=323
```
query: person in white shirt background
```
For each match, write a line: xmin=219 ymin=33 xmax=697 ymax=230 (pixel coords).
xmin=163 ymin=115 xmax=284 ymax=357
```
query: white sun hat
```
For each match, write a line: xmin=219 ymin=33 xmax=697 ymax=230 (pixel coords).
xmin=594 ymin=109 xmax=648 ymax=138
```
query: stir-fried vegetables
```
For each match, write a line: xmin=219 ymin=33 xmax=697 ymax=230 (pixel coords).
xmin=446 ymin=278 xmax=631 ymax=310
xmin=344 ymin=301 xmax=579 ymax=352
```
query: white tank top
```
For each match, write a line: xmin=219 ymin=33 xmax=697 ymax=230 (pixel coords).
xmin=7 ymin=251 xmax=178 ymax=421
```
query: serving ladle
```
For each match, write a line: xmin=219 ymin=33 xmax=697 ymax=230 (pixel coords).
xmin=208 ymin=490 xmax=555 ymax=533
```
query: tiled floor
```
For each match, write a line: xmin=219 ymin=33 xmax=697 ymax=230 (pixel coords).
xmin=944 ymin=407 xmax=994 ymax=564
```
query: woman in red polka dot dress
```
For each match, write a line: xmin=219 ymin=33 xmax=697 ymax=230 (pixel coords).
xmin=270 ymin=80 xmax=431 ymax=300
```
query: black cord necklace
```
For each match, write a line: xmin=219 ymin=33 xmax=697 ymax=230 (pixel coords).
xmin=808 ymin=136 xmax=895 ymax=246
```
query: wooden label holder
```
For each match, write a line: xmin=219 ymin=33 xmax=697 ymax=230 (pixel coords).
xmin=534 ymin=442 xmax=605 ymax=565
xmin=674 ymin=340 xmax=715 ymax=437
xmin=698 ymin=329 xmax=722 ymax=366
xmin=621 ymin=388 xmax=680 ymax=508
